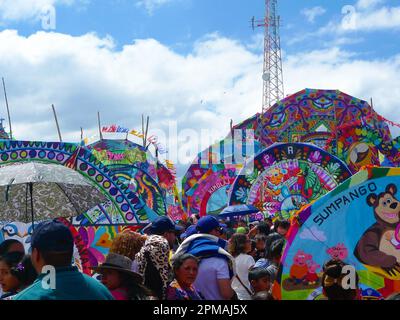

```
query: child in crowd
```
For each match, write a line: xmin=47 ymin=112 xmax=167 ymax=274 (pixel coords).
xmin=321 ymin=259 xmax=360 ymax=300
xmin=252 ymin=291 xmax=274 ymax=300
xmin=0 ymin=253 xmax=37 ymax=300
xmin=248 ymin=267 xmax=272 ymax=297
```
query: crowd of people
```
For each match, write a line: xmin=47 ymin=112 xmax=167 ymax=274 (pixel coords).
xmin=1 ymin=216 xmax=399 ymax=301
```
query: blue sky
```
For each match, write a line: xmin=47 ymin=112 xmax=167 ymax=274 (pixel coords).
xmin=0 ymin=0 xmax=399 ymax=177
xmin=6 ymin=0 xmax=400 ymax=57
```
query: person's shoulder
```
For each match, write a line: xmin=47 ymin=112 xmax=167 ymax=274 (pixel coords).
xmin=80 ymin=273 xmax=114 ymax=298
xmin=13 ymin=281 xmax=47 ymax=300
xmin=81 ymin=273 xmax=107 ymax=288
xmin=245 ymin=254 xmax=255 ymax=264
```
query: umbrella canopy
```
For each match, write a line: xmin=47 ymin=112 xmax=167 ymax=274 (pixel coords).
xmin=0 ymin=162 xmax=107 ymax=223
xmin=218 ymin=204 xmax=260 ymax=219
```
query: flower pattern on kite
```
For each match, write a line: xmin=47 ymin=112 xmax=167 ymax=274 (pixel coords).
xmin=229 ymin=143 xmax=352 ymax=220
xmin=233 ymin=89 xmax=392 ymax=157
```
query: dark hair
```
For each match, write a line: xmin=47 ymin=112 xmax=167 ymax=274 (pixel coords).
xmin=264 ymin=217 xmax=273 ymax=224
xmin=322 ymin=259 xmax=359 ymax=300
xmin=39 ymin=249 xmax=73 ymax=268
xmin=0 ymin=252 xmax=37 ymax=290
xmin=248 ymin=268 xmax=271 ymax=282
xmin=0 ymin=239 xmax=24 ymax=256
xmin=250 ymin=239 xmax=256 ymax=252
xmin=172 ymin=253 xmax=199 ymax=272
xmin=256 ymin=222 xmax=270 ymax=236
xmin=276 ymin=220 xmax=290 ymax=230
xmin=119 ymin=272 xmax=154 ymax=300
xmin=228 ymin=233 xmax=250 ymax=257
xmin=252 ymin=291 xmax=274 ymax=300
xmin=268 ymin=238 xmax=286 ymax=260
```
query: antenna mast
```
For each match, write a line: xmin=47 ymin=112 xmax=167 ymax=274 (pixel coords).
xmin=252 ymin=0 xmax=285 ymax=215
xmin=253 ymin=0 xmax=284 ymax=113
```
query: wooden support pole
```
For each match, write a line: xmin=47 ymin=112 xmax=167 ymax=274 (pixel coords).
xmin=52 ymin=104 xmax=62 ymax=142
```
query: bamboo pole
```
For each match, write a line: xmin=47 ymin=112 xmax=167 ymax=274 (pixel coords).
xmin=97 ymin=111 xmax=103 ymax=140
xmin=52 ymin=104 xmax=62 ymax=142
xmin=2 ymin=77 xmax=13 ymax=139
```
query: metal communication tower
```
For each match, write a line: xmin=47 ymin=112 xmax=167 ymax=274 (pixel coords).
xmin=252 ymin=0 xmax=285 ymax=215
xmin=253 ymin=0 xmax=284 ymax=114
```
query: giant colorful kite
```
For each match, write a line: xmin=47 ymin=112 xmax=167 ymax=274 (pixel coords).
xmin=237 ymin=89 xmax=391 ymax=150
xmin=275 ymin=166 xmax=400 ymax=300
xmin=182 ymin=89 xmax=392 ymax=218
xmin=182 ymin=133 xmax=262 ymax=217
xmin=229 ymin=143 xmax=352 ymax=219
xmin=0 ymin=140 xmax=164 ymax=226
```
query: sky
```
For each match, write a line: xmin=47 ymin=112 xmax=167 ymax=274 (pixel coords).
xmin=0 ymin=0 xmax=399 ymax=178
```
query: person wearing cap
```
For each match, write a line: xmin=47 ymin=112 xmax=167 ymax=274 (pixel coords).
xmin=92 ymin=253 xmax=153 ymax=300
xmin=173 ymin=216 xmax=236 ymax=300
xmin=136 ymin=216 xmax=182 ymax=300
xmin=147 ymin=216 xmax=183 ymax=249
xmin=236 ymin=227 xmax=247 ymax=235
xmin=13 ymin=219 xmax=114 ymax=300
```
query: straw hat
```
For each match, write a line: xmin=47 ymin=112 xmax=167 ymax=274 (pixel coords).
xmin=91 ymin=253 xmax=143 ymax=284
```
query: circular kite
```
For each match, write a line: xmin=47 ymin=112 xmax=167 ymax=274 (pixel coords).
xmin=275 ymin=167 xmax=400 ymax=300
xmin=233 ymin=89 xmax=392 ymax=167
xmin=185 ymin=165 xmax=238 ymax=217
xmin=182 ymin=135 xmax=262 ymax=216
xmin=228 ymin=143 xmax=352 ymax=219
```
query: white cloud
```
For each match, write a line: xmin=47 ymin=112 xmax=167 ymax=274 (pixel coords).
xmin=301 ymin=6 xmax=326 ymax=23
xmin=0 ymin=30 xmax=261 ymax=153
xmin=289 ymin=2 xmax=400 ymax=46
xmin=356 ymin=0 xmax=384 ymax=10
xmin=0 ymin=30 xmax=399 ymax=176
xmin=135 ymin=0 xmax=175 ymax=15
xmin=340 ymin=5 xmax=400 ymax=32
xmin=0 ymin=0 xmax=84 ymax=22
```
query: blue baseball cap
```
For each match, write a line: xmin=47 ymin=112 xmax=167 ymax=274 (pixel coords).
xmin=180 ymin=225 xmax=198 ymax=240
xmin=31 ymin=219 xmax=74 ymax=252
xmin=220 ymin=223 xmax=227 ymax=233
xmin=196 ymin=216 xmax=224 ymax=234
xmin=149 ymin=216 xmax=184 ymax=235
